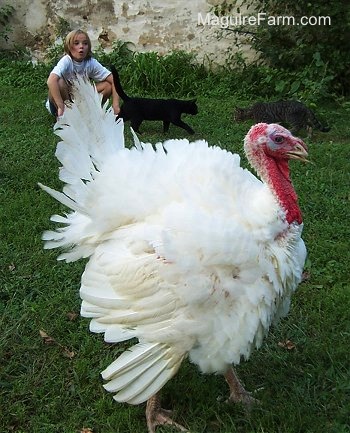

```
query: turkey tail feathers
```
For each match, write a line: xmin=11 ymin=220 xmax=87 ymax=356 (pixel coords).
xmin=39 ymin=78 xmax=127 ymax=259
xmin=38 ymin=183 xmax=83 ymax=213
xmin=40 ymin=78 xmax=125 ymax=205
xmin=102 ymin=342 xmax=184 ymax=405
xmin=55 ymin=78 xmax=125 ymax=172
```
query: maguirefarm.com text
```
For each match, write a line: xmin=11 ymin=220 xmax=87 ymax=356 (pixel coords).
xmin=198 ymin=12 xmax=331 ymax=27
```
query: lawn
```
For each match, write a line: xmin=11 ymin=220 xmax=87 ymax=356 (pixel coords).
xmin=1 ymin=69 xmax=349 ymax=433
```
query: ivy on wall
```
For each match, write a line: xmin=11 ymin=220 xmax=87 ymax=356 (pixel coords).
xmin=217 ymin=0 xmax=350 ymax=97
xmin=0 ymin=4 xmax=14 ymax=42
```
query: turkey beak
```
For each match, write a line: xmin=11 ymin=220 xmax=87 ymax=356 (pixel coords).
xmin=287 ymin=141 xmax=309 ymax=163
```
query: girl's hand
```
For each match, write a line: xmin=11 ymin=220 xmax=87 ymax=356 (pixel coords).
xmin=57 ymin=105 xmax=65 ymax=117
xmin=113 ymin=102 xmax=121 ymax=116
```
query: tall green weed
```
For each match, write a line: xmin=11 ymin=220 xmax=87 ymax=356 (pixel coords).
xmin=0 ymin=38 xmax=344 ymax=103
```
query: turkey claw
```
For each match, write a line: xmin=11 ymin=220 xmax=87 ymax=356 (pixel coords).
xmin=146 ymin=395 xmax=189 ymax=433
xmin=226 ymin=391 xmax=260 ymax=411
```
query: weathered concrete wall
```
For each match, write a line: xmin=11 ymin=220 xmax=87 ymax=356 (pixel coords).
xmin=1 ymin=0 xmax=255 ymax=65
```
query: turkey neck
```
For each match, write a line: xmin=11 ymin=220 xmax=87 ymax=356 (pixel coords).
xmin=260 ymin=157 xmax=302 ymax=225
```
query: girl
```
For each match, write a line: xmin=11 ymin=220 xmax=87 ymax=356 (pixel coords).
xmin=46 ymin=29 xmax=120 ymax=118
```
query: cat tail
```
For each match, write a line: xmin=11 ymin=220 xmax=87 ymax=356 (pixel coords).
xmin=307 ymin=108 xmax=330 ymax=132
xmin=110 ymin=65 xmax=130 ymax=101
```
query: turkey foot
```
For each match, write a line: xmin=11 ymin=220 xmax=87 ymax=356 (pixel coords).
xmin=224 ymin=366 xmax=259 ymax=409
xmin=146 ymin=394 xmax=188 ymax=433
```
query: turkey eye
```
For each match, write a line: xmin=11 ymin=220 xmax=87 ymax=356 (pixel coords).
xmin=274 ymin=135 xmax=284 ymax=143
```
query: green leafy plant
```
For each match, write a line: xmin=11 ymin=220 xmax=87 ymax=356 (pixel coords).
xmin=55 ymin=17 xmax=70 ymax=40
xmin=94 ymin=39 xmax=135 ymax=70
xmin=211 ymin=0 xmax=236 ymax=17
xmin=219 ymin=0 xmax=350 ymax=99
xmin=96 ymin=46 xmax=209 ymax=97
xmin=0 ymin=3 xmax=14 ymax=42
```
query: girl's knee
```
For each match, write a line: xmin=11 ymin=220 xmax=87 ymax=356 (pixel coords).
xmin=96 ymin=81 xmax=112 ymax=97
xmin=58 ymin=78 xmax=72 ymax=100
xmin=58 ymin=78 xmax=69 ymax=91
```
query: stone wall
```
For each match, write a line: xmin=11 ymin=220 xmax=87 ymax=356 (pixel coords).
xmin=1 ymin=0 xmax=255 ymax=65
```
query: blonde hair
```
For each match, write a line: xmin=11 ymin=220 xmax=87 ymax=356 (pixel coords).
xmin=64 ymin=29 xmax=92 ymax=59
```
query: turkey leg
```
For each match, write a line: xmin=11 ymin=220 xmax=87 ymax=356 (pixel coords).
xmin=146 ymin=393 xmax=188 ymax=433
xmin=224 ymin=366 xmax=258 ymax=408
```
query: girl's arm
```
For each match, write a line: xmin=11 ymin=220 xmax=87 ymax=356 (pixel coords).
xmin=47 ymin=73 xmax=65 ymax=117
xmin=106 ymin=73 xmax=121 ymax=115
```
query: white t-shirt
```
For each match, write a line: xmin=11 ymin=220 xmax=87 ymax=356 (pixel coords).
xmin=50 ymin=54 xmax=111 ymax=83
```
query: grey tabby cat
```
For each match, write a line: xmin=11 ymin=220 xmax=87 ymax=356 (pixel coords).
xmin=234 ymin=100 xmax=330 ymax=137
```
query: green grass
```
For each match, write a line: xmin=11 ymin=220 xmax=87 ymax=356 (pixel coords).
xmin=1 ymin=60 xmax=350 ymax=433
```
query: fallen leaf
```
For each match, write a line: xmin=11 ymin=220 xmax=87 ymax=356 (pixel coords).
xmin=39 ymin=330 xmax=75 ymax=358
xmin=278 ymin=339 xmax=296 ymax=350
xmin=67 ymin=311 xmax=79 ymax=321
xmin=8 ymin=263 xmax=16 ymax=271
xmin=63 ymin=348 xmax=76 ymax=359
xmin=39 ymin=330 xmax=56 ymax=344
xmin=81 ymin=428 xmax=93 ymax=433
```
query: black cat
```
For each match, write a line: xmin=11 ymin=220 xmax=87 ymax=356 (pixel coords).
xmin=111 ymin=65 xmax=198 ymax=134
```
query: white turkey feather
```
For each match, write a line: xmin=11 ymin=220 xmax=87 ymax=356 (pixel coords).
xmin=101 ymin=342 xmax=184 ymax=405
xmin=41 ymin=78 xmax=307 ymax=410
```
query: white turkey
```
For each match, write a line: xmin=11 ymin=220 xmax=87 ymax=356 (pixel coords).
xmin=40 ymin=79 xmax=308 ymax=433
